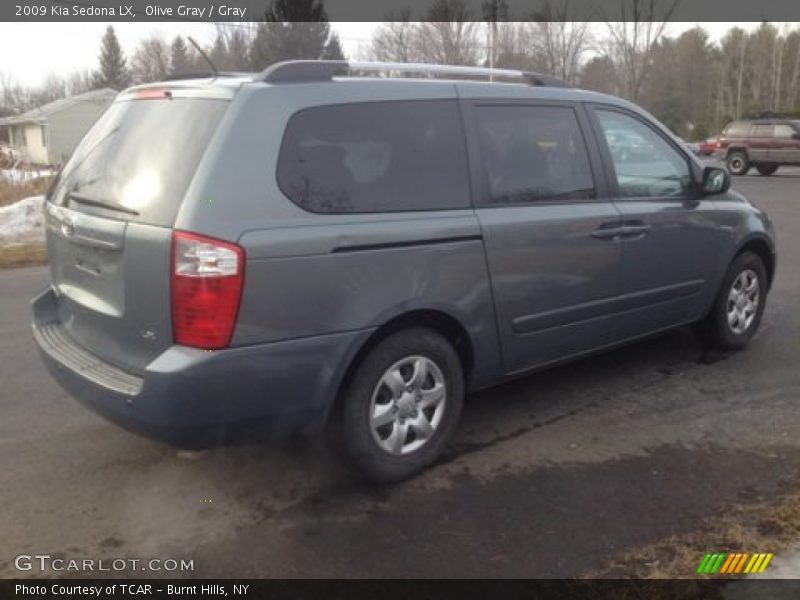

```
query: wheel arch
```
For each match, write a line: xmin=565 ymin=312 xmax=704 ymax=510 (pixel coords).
xmin=326 ymin=309 xmax=475 ymax=425
xmin=736 ymin=235 xmax=776 ymax=290
xmin=726 ymin=146 xmax=749 ymax=159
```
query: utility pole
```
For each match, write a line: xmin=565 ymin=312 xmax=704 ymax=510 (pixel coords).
xmin=482 ymin=0 xmax=506 ymax=81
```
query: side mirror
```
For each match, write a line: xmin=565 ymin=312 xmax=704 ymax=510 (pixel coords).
xmin=702 ymin=166 xmax=730 ymax=195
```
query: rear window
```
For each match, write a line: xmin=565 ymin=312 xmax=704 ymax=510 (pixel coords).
xmin=277 ymin=100 xmax=470 ymax=213
xmin=48 ymin=97 xmax=228 ymax=226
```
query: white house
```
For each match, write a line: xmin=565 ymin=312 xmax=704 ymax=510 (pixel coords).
xmin=0 ymin=89 xmax=117 ymax=166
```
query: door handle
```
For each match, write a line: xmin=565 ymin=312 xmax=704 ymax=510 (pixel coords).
xmin=591 ymin=222 xmax=651 ymax=241
xmin=590 ymin=227 xmax=622 ymax=240
xmin=618 ymin=224 xmax=651 ymax=237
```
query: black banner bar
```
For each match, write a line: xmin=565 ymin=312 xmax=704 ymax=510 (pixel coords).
xmin=4 ymin=579 xmax=800 ymax=600
xmin=4 ymin=0 xmax=800 ymax=22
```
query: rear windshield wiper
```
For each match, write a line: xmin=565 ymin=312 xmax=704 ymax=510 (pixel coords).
xmin=67 ymin=191 xmax=140 ymax=216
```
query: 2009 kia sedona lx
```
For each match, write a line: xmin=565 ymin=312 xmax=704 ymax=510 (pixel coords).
xmin=32 ymin=61 xmax=776 ymax=481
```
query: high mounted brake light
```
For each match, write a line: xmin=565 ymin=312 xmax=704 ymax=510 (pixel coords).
xmin=133 ymin=89 xmax=172 ymax=100
xmin=171 ymin=231 xmax=245 ymax=350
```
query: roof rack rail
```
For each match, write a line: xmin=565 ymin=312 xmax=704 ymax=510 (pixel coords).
xmin=741 ymin=111 xmax=800 ymax=120
xmin=160 ymin=71 xmax=254 ymax=82
xmin=257 ymin=60 xmax=571 ymax=88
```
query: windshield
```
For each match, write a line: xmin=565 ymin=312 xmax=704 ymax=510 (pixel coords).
xmin=48 ymin=97 xmax=228 ymax=226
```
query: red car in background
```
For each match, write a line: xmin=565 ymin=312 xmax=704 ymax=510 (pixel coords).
xmin=682 ymin=137 xmax=719 ymax=157
xmin=696 ymin=138 xmax=719 ymax=156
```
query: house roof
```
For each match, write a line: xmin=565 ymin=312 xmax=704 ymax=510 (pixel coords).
xmin=0 ymin=88 xmax=117 ymax=127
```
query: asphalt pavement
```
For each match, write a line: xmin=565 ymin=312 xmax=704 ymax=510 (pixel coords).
xmin=1 ymin=170 xmax=799 ymax=578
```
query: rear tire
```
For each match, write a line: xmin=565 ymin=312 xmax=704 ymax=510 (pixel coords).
xmin=756 ymin=163 xmax=779 ymax=176
xmin=341 ymin=328 xmax=464 ymax=483
xmin=694 ymin=251 xmax=767 ymax=351
xmin=726 ymin=151 xmax=750 ymax=176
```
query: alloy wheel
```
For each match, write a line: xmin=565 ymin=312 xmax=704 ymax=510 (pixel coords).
xmin=369 ymin=355 xmax=447 ymax=456
xmin=727 ymin=269 xmax=760 ymax=335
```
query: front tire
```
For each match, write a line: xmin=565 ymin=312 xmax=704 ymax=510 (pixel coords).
xmin=727 ymin=151 xmax=750 ymax=176
xmin=342 ymin=328 xmax=464 ymax=483
xmin=694 ymin=251 xmax=767 ymax=351
xmin=756 ymin=163 xmax=779 ymax=176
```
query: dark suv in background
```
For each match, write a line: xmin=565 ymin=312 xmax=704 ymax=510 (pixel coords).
xmin=718 ymin=116 xmax=800 ymax=175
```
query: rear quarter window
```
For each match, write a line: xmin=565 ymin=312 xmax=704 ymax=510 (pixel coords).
xmin=277 ymin=100 xmax=471 ymax=213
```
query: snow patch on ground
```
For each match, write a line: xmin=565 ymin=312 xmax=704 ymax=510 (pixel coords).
xmin=1 ymin=168 xmax=54 ymax=183
xmin=0 ymin=196 xmax=45 ymax=245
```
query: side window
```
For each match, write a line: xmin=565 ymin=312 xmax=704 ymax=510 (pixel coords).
xmin=596 ymin=109 xmax=691 ymax=198
xmin=277 ymin=100 xmax=470 ymax=213
xmin=752 ymin=124 xmax=774 ymax=138
xmin=774 ymin=124 xmax=796 ymax=139
xmin=474 ymin=105 xmax=596 ymax=204
xmin=725 ymin=122 xmax=750 ymax=137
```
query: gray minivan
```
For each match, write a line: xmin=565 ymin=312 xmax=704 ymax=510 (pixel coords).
xmin=32 ymin=61 xmax=776 ymax=482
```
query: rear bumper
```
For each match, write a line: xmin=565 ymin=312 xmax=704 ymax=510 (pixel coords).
xmin=32 ymin=287 xmax=373 ymax=448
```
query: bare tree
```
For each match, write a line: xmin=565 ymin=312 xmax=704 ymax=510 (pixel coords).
xmin=772 ymin=25 xmax=787 ymax=111
xmin=34 ymin=73 xmax=66 ymax=104
xmin=734 ymin=30 xmax=746 ymax=118
xmin=532 ymin=1 xmax=591 ymax=84
xmin=603 ymin=0 xmax=680 ymax=101
xmin=371 ymin=9 xmax=417 ymax=63
xmin=0 ymin=72 xmax=28 ymax=114
xmin=415 ymin=0 xmax=481 ymax=65
xmin=786 ymin=31 xmax=800 ymax=110
xmin=493 ymin=22 xmax=538 ymax=70
xmin=741 ymin=23 xmax=783 ymax=112
xmin=130 ymin=36 xmax=170 ymax=84
xmin=67 ymin=70 xmax=94 ymax=96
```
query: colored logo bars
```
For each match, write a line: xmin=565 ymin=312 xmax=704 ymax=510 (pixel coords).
xmin=697 ymin=552 xmax=774 ymax=575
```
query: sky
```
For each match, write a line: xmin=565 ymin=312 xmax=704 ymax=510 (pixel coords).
xmin=0 ymin=21 xmax=776 ymax=88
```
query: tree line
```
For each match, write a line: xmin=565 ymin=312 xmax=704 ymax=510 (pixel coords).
xmin=4 ymin=0 xmax=800 ymax=141
xmin=0 ymin=0 xmax=344 ymax=117
xmin=370 ymin=2 xmax=800 ymax=140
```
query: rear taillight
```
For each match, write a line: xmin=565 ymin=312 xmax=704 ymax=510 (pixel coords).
xmin=171 ymin=231 xmax=245 ymax=350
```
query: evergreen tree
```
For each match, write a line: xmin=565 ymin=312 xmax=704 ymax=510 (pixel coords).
xmin=92 ymin=25 xmax=130 ymax=90
xmin=170 ymin=36 xmax=190 ymax=75
xmin=210 ymin=35 xmax=229 ymax=70
xmin=251 ymin=25 xmax=273 ymax=70
xmin=226 ymin=29 xmax=251 ymax=70
xmin=251 ymin=0 xmax=333 ymax=68
xmin=322 ymin=32 xmax=346 ymax=60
